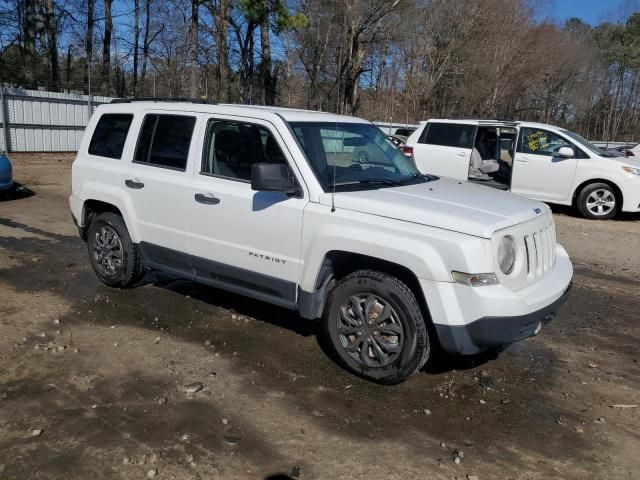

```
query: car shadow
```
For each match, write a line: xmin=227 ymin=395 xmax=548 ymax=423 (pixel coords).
xmin=549 ymin=203 xmax=640 ymax=221
xmin=0 ymin=183 xmax=35 ymax=202
xmin=148 ymin=269 xmax=498 ymax=376
xmin=148 ymin=270 xmax=319 ymax=338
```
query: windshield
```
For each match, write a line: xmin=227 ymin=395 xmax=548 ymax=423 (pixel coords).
xmin=289 ymin=122 xmax=426 ymax=191
xmin=560 ymin=129 xmax=616 ymax=158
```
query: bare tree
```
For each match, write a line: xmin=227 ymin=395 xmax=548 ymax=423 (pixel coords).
xmin=101 ymin=0 xmax=112 ymax=93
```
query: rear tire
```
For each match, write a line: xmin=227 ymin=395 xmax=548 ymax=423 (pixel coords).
xmin=323 ymin=269 xmax=430 ymax=384
xmin=87 ymin=212 xmax=144 ymax=288
xmin=577 ymin=182 xmax=618 ymax=219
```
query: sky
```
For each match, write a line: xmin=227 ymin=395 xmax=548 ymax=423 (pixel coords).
xmin=548 ymin=0 xmax=640 ymax=25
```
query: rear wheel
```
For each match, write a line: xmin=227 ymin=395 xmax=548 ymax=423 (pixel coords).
xmin=87 ymin=212 xmax=144 ymax=287
xmin=323 ymin=269 xmax=430 ymax=384
xmin=577 ymin=182 xmax=618 ymax=219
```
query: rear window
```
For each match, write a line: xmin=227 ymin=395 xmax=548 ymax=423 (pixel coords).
xmin=88 ymin=114 xmax=133 ymax=159
xmin=420 ymin=123 xmax=475 ymax=149
xmin=134 ymin=114 xmax=196 ymax=170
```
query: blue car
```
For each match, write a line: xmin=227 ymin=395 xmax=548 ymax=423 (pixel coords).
xmin=0 ymin=153 xmax=13 ymax=192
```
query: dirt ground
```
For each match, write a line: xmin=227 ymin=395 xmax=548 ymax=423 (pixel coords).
xmin=0 ymin=153 xmax=639 ymax=480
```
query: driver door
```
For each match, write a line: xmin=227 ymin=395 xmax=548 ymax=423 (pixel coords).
xmin=186 ymin=116 xmax=307 ymax=308
xmin=511 ymin=127 xmax=579 ymax=202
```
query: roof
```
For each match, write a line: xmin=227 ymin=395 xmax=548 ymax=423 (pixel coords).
xmin=426 ymin=118 xmax=569 ymax=130
xmin=101 ymin=100 xmax=369 ymax=124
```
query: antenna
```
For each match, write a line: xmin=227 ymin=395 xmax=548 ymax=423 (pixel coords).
xmin=331 ymin=112 xmax=338 ymax=212
xmin=331 ymin=85 xmax=343 ymax=213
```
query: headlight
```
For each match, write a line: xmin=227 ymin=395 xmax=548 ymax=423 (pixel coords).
xmin=622 ymin=166 xmax=640 ymax=176
xmin=497 ymin=235 xmax=516 ymax=275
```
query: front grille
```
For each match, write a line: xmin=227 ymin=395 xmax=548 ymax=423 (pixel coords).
xmin=523 ymin=222 xmax=556 ymax=281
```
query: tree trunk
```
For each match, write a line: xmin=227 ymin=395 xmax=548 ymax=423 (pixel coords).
xmin=189 ymin=0 xmax=199 ymax=98
xmin=140 ymin=0 xmax=151 ymax=87
xmin=101 ymin=0 xmax=112 ymax=94
xmin=83 ymin=0 xmax=94 ymax=95
xmin=66 ymin=43 xmax=73 ymax=87
xmin=260 ymin=11 xmax=275 ymax=105
xmin=24 ymin=0 xmax=37 ymax=88
xmin=133 ymin=0 xmax=140 ymax=96
xmin=213 ymin=0 xmax=231 ymax=102
xmin=43 ymin=0 xmax=60 ymax=91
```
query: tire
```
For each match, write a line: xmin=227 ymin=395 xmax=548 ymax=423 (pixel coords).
xmin=87 ymin=212 xmax=144 ymax=288
xmin=323 ymin=269 xmax=430 ymax=384
xmin=576 ymin=182 xmax=618 ymax=220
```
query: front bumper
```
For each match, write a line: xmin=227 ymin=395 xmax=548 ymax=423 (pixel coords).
xmin=421 ymin=245 xmax=573 ymax=355
xmin=434 ymin=283 xmax=571 ymax=354
xmin=620 ymin=176 xmax=640 ymax=212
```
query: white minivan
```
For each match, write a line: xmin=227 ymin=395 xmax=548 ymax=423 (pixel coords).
xmin=404 ymin=119 xmax=640 ymax=219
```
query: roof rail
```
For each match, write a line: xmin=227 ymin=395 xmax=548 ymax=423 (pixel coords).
xmin=442 ymin=117 xmax=517 ymax=122
xmin=110 ymin=97 xmax=215 ymax=104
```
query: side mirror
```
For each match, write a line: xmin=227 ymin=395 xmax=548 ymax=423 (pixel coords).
xmin=557 ymin=146 xmax=574 ymax=158
xmin=251 ymin=163 xmax=298 ymax=194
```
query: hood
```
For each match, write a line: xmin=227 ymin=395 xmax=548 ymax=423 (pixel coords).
xmin=319 ymin=178 xmax=548 ymax=238
xmin=599 ymin=154 xmax=640 ymax=169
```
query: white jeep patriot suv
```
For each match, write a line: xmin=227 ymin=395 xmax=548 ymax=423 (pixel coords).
xmin=70 ymin=100 xmax=573 ymax=384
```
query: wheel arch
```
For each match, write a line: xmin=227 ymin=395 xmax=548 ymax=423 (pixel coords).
xmin=572 ymin=178 xmax=623 ymax=208
xmin=81 ymin=199 xmax=136 ymax=242
xmin=298 ymin=250 xmax=432 ymax=325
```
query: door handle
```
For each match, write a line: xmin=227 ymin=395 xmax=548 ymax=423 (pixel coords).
xmin=516 ymin=157 xmax=530 ymax=163
xmin=194 ymin=193 xmax=220 ymax=205
xmin=456 ymin=152 xmax=468 ymax=157
xmin=125 ymin=179 xmax=145 ymax=189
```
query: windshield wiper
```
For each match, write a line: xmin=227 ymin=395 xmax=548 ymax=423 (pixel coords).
xmin=394 ymin=173 xmax=432 ymax=185
xmin=333 ymin=178 xmax=399 ymax=187
xmin=359 ymin=178 xmax=399 ymax=185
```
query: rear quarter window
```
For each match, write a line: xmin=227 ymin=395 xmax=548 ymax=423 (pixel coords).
xmin=420 ymin=123 xmax=475 ymax=149
xmin=88 ymin=114 xmax=134 ymax=159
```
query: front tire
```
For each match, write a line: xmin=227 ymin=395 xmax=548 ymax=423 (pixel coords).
xmin=87 ymin=212 xmax=143 ymax=288
xmin=577 ymin=183 xmax=618 ymax=219
xmin=323 ymin=270 xmax=430 ymax=384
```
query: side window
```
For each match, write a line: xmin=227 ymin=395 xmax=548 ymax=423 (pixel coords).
xmin=201 ymin=119 xmax=287 ymax=181
xmin=88 ymin=113 xmax=133 ymax=159
xmin=420 ymin=123 xmax=475 ymax=149
xmin=517 ymin=127 xmax=587 ymax=158
xmin=134 ymin=114 xmax=196 ymax=170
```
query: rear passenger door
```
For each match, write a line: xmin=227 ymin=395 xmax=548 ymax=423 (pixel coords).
xmin=412 ymin=122 xmax=476 ymax=180
xmin=121 ymin=112 xmax=199 ymax=274
xmin=186 ymin=116 xmax=306 ymax=308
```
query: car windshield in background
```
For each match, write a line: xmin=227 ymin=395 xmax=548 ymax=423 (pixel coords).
xmin=289 ymin=122 xmax=426 ymax=191
xmin=561 ymin=129 xmax=616 ymax=158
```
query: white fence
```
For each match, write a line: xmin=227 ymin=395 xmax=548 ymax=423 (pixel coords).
xmin=0 ymin=87 xmax=113 ymax=152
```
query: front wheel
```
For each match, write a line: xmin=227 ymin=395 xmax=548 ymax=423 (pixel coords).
xmin=323 ymin=270 xmax=430 ymax=384
xmin=577 ymin=183 xmax=618 ymax=219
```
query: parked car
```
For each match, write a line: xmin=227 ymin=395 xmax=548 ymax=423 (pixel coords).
xmin=70 ymin=101 xmax=572 ymax=384
xmin=0 ymin=153 xmax=14 ymax=194
xmin=622 ymin=143 xmax=640 ymax=157
xmin=605 ymin=147 xmax=629 ymax=157
xmin=405 ymin=119 xmax=640 ymax=219
xmin=386 ymin=134 xmax=406 ymax=147
xmin=375 ymin=123 xmax=419 ymax=141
